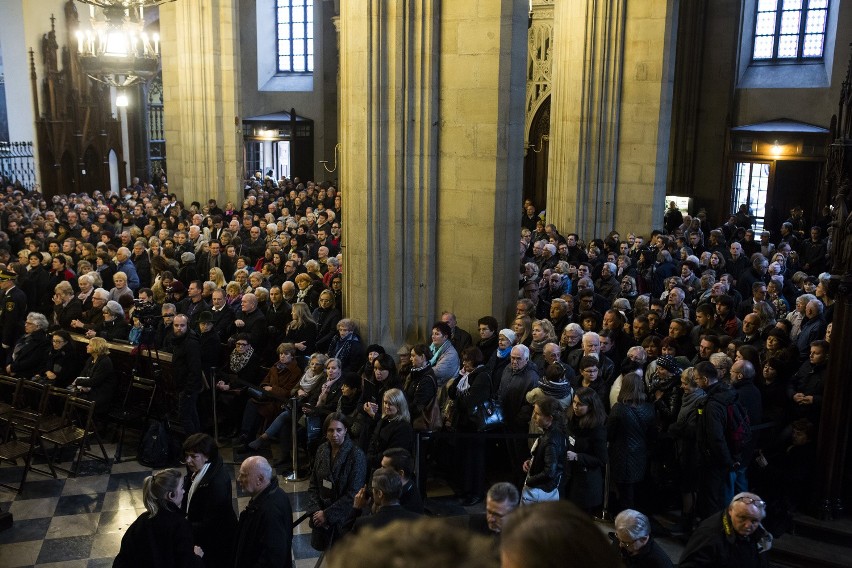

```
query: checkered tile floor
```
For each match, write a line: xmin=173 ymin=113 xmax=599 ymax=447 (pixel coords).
xmin=0 ymin=442 xmax=325 ymax=568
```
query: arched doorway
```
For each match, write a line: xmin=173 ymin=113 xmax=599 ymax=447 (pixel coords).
xmin=523 ymin=97 xmax=550 ymax=211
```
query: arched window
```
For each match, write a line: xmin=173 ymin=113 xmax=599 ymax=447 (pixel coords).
xmin=752 ymin=0 xmax=828 ymax=61
xmin=277 ymin=0 xmax=314 ymax=73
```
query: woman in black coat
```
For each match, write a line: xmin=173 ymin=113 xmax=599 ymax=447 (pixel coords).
xmin=85 ymin=300 xmax=131 ymax=342
xmin=72 ymin=337 xmax=116 ymax=416
xmin=312 ymin=290 xmax=342 ymax=354
xmin=607 ymin=373 xmax=656 ymax=512
xmin=114 ymin=468 xmax=204 ymax=568
xmin=522 ymin=397 xmax=567 ymax=504
xmin=563 ymin=386 xmax=608 ymax=516
xmin=181 ymin=434 xmax=237 ymax=568
xmin=366 ymin=388 xmax=414 ymax=470
xmin=43 ymin=330 xmax=82 ymax=388
xmin=447 ymin=347 xmax=492 ymax=505
xmin=214 ymin=334 xmax=264 ymax=440
xmin=356 ymin=353 xmax=403 ymax=451
xmin=402 ymin=344 xmax=438 ymax=422
xmin=284 ymin=302 xmax=319 ymax=358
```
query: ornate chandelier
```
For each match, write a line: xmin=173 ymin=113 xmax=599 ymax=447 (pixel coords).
xmin=74 ymin=0 xmax=175 ymax=88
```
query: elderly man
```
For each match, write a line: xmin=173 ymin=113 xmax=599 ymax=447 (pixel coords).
xmin=795 ymin=300 xmax=825 ymax=362
xmin=469 ymin=482 xmax=520 ymax=540
xmin=234 ymin=456 xmax=293 ymax=568
xmin=566 ymin=331 xmax=615 ymax=387
xmin=351 ymin=467 xmax=421 ymax=533
xmin=441 ymin=310 xmax=473 ymax=354
xmin=611 ymin=509 xmax=673 ymax=567
xmin=499 ymin=344 xmax=540 ymax=482
xmin=232 ymin=292 xmax=267 ymax=352
xmin=548 ymin=298 xmax=572 ymax=337
xmin=680 ymin=493 xmax=772 ymax=568
xmin=114 ymin=246 xmax=141 ymax=292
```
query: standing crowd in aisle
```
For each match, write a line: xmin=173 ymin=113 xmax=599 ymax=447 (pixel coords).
xmin=0 ymin=177 xmax=828 ymax=566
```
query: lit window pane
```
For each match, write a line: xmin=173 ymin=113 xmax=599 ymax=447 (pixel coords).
xmin=294 ymin=42 xmax=304 ymax=56
xmin=756 ymin=12 xmax=776 ymax=35
xmin=802 ymin=34 xmax=824 ymax=56
xmin=777 ymin=35 xmax=799 ymax=57
xmin=757 ymin=0 xmax=778 ymax=11
xmin=278 ymin=41 xmax=290 ymax=56
xmin=753 ymin=36 xmax=774 ymax=59
xmin=809 ymin=0 xmax=828 ymax=7
xmin=782 ymin=0 xmax=802 ymax=9
xmin=780 ymin=10 xmax=800 ymax=34
xmin=806 ymin=9 xmax=826 ymax=33
xmin=276 ymin=0 xmax=314 ymax=73
xmin=278 ymin=25 xmax=289 ymax=39
xmin=293 ymin=59 xmax=305 ymax=72
xmin=294 ymin=26 xmax=304 ymax=39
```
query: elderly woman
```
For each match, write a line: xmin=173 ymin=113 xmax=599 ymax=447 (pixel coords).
xmin=612 ymin=509 xmax=673 ymax=567
xmin=181 ymin=434 xmax=237 ymax=568
xmin=109 ymin=271 xmax=134 ymax=304
xmin=77 ymin=273 xmax=97 ymax=312
xmin=6 ymin=312 xmax=51 ymax=377
xmin=72 ymin=336 xmax=116 ymax=415
xmin=52 ymin=280 xmax=83 ymax=331
xmin=114 ymin=469 xmax=204 ymax=567
xmin=85 ymin=300 xmax=131 ymax=342
xmin=224 ymin=281 xmax=243 ymax=312
xmin=326 ymin=318 xmax=365 ymax=373
xmin=306 ymin=413 xmax=367 ymax=550
xmin=215 ymin=333 xmax=265 ymax=440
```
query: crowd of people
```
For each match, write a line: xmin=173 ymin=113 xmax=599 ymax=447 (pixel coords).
xmin=0 ymin=175 xmax=831 ymax=566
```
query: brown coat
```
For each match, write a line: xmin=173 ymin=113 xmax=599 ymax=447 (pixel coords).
xmin=252 ymin=359 xmax=301 ymax=420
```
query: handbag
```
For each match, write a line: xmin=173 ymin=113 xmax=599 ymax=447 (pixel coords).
xmin=414 ymin=395 xmax=443 ymax=431
xmin=469 ymin=398 xmax=504 ymax=432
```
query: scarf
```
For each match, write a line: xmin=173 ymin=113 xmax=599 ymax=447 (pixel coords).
xmin=230 ymin=345 xmax=254 ymax=373
xmin=78 ymin=288 xmax=94 ymax=303
xmin=429 ymin=340 xmax=449 ymax=367
xmin=299 ymin=369 xmax=325 ymax=393
xmin=297 ymin=287 xmax=309 ymax=303
xmin=186 ymin=462 xmax=210 ymax=511
xmin=497 ymin=345 xmax=512 ymax=359
xmin=455 ymin=368 xmax=472 ymax=395
xmin=275 ymin=360 xmax=289 ymax=371
xmin=530 ymin=337 xmax=550 ymax=352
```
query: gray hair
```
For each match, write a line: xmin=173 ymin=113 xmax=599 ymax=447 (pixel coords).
xmin=93 ymin=287 xmax=110 ymax=300
xmin=487 ymin=482 xmax=520 ymax=507
xmin=26 ymin=312 xmax=49 ymax=331
xmin=614 ymin=509 xmax=651 ymax=540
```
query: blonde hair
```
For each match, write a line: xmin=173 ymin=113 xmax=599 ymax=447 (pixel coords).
xmin=142 ymin=468 xmax=183 ymax=517
xmin=88 ymin=336 xmax=110 ymax=356
xmin=209 ymin=267 xmax=227 ymax=288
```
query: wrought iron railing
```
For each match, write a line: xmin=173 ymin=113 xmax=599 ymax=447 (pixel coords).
xmin=0 ymin=141 xmax=36 ymax=191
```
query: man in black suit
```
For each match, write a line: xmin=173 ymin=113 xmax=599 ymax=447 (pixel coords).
xmin=350 ymin=467 xmax=421 ymax=534
xmin=198 ymin=240 xmax=234 ymax=281
xmin=0 ymin=268 xmax=28 ymax=364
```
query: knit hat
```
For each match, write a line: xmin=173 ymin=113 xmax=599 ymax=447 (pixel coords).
xmin=366 ymin=344 xmax=386 ymax=356
xmin=498 ymin=329 xmax=517 ymax=344
xmin=181 ymin=252 xmax=196 ymax=264
xmin=539 ymin=376 xmax=573 ymax=400
xmin=656 ymin=355 xmax=682 ymax=375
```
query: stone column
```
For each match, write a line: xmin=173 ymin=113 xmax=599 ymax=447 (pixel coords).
xmin=339 ymin=0 xmax=527 ymax=346
xmin=160 ymin=0 xmax=242 ymax=206
xmin=547 ymin=0 xmax=677 ymax=239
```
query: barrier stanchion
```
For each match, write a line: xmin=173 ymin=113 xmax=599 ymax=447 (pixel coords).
xmin=285 ymin=397 xmax=309 ymax=482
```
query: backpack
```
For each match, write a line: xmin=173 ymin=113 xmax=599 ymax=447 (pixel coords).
xmin=724 ymin=398 xmax=752 ymax=460
xmin=138 ymin=419 xmax=172 ymax=468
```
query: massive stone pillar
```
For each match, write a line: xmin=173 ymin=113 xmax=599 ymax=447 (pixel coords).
xmin=547 ymin=0 xmax=677 ymax=239
xmin=339 ymin=0 xmax=528 ymax=346
xmin=160 ymin=0 xmax=241 ymax=206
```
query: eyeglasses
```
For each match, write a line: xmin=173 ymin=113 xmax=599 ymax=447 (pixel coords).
xmin=616 ymin=536 xmax=640 ymax=548
xmin=734 ymin=496 xmax=766 ymax=508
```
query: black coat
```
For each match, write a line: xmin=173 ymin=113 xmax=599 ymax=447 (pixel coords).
xmin=172 ymin=331 xmax=204 ymax=394
xmin=563 ymin=416 xmax=607 ymax=510
xmin=616 ymin=535 xmax=675 ymax=568
xmin=448 ymin=366 xmax=493 ymax=432
xmin=367 ymin=417 xmax=414 ymax=470
xmin=53 ymin=298 xmax=83 ymax=331
xmin=181 ymin=455 xmax=237 ymax=568
xmin=233 ymin=479 xmax=293 ymax=568
xmin=696 ymin=381 xmax=738 ymax=469
xmin=307 ymin=437 xmax=367 ymax=530
xmin=114 ymin=503 xmax=203 ymax=568
xmin=352 ymin=504 xmax=421 ymax=534
xmin=0 ymin=285 xmax=28 ymax=348
xmin=94 ymin=317 xmax=131 ymax=342
xmin=9 ymin=330 xmax=50 ymax=377
xmin=45 ymin=345 xmax=82 ymax=388
xmin=525 ymin=424 xmax=567 ymax=492
xmin=403 ymin=366 xmax=438 ymax=421
xmin=607 ymin=402 xmax=656 ymax=484
xmin=75 ymin=355 xmax=116 ymax=414
xmin=312 ymin=307 xmax=341 ymax=354
xmin=283 ymin=321 xmax=318 ymax=356
xmin=679 ymin=510 xmax=770 ymax=568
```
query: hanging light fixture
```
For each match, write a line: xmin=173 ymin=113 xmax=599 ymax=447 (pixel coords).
xmin=74 ymin=0 xmax=174 ymax=88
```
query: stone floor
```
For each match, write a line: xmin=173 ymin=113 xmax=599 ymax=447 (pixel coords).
xmin=0 ymin=438 xmax=689 ymax=568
